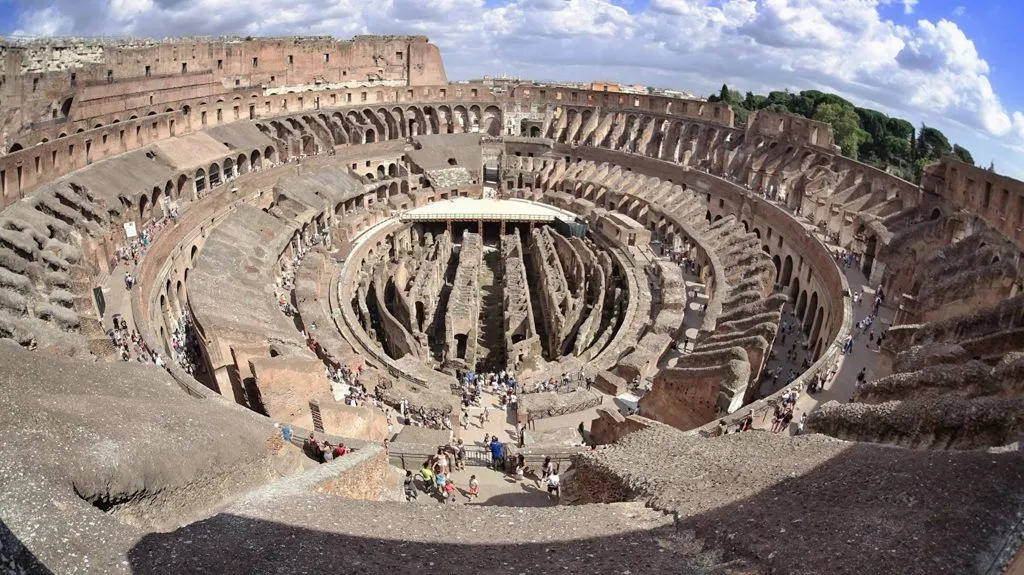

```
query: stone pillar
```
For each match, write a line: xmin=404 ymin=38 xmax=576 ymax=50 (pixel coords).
xmin=478 ymin=220 xmax=483 ymax=234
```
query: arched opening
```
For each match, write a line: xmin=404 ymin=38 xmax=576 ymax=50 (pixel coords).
xmin=8 ymin=143 xmax=22 ymax=153
xmin=365 ymin=128 xmax=376 ymax=144
xmin=376 ymin=165 xmax=386 ymax=179
xmin=454 ymin=334 xmax=468 ymax=360
xmin=415 ymin=302 xmax=426 ymax=333
xmin=388 ymin=163 xmax=398 ymax=177
xmin=176 ymin=280 xmax=185 ymax=310
xmin=803 ymin=293 xmax=819 ymax=334
xmin=190 ymin=245 xmax=198 ymax=264
xmin=780 ymin=255 xmax=793 ymax=286
xmin=265 ymin=146 xmax=276 ymax=164
xmin=796 ymin=290 xmax=808 ymax=321
xmin=530 ymin=126 xmax=541 ymax=137
xmin=752 ymin=228 xmax=761 ymax=239
xmin=194 ymin=168 xmax=206 ymax=196
xmin=930 ymin=208 xmax=941 ymax=220
xmin=139 ymin=194 xmax=150 ymax=223
xmin=862 ymin=235 xmax=877 ymax=279
xmin=809 ymin=306 xmax=824 ymax=345
xmin=772 ymin=255 xmax=782 ymax=283
xmin=208 ymin=163 xmax=221 ymax=187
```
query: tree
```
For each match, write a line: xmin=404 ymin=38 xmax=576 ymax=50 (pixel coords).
xmin=952 ymin=144 xmax=974 ymax=165
xmin=813 ymin=102 xmax=870 ymax=160
xmin=886 ymin=118 xmax=915 ymax=140
xmin=916 ymin=125 xmax=952 ymax=160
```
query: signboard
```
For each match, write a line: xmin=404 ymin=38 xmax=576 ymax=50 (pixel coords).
xmin=123 ymin=221 xmax=138 ymax=239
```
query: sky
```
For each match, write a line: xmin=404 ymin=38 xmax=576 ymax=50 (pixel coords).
xmin=1 ymin=0 xmax=1021 ymax=179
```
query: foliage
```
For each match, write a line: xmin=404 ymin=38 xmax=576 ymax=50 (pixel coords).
xmin=710 ymin=84 xmax=976 ymax=183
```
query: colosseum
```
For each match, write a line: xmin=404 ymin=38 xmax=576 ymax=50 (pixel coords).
xmin=0 ymin=35 xmax=1021 ymax=574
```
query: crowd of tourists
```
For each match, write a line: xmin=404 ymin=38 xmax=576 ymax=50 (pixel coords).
xmin=168 ymin=311 xmax=204 ymax=376
xmin=114 ymin=217 xmax=172 ymax=267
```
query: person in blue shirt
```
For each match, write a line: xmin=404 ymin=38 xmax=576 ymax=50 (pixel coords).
xmin=489 ymin=438 xmax=504 ymax=471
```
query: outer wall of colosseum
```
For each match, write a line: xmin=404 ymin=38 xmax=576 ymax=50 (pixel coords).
xmin=1 ymin=34 xmax=1023 ymax=575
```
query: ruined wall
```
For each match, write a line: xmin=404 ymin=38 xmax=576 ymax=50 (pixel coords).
xmin=588 ymin=407 xmax=656 ymax=446
xmin=249 ymin=356 xmax=333 ymax=426
xmin=638 ymin=361 xmax=744 ymax=431
xmin=922 ymin=157 xmax=1024 ymax=249
xmin=316 ymin=401 xmax=390 ymax=442
xmin=443 ymin=231 xmax=482 ymax=370
xmin=313 ymin=447 xmax=389 ymax=501
xmin=501 ymin=230 xmax=541 ymax=371
xmin=529 ymin=226 xmax=583 ymax=357
xmin=745 ymin=110 xmax=835 ymax=151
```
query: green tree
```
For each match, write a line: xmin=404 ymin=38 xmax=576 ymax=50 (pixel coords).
xmin=813 ymin=102 xmax=870 ymax=160
xmin=952 ymin=144 xmax=974 ymax=165
xmin=916 ymin=125 xmax=952 ymax=160
xmin=886 ymin=118 xmax=915 ymax=140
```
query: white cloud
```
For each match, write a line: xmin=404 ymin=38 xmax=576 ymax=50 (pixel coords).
xmin=952 ymin=6 xmax=966 ymax=18
xmin=11 ymin=0 xmax=1024 ymax=177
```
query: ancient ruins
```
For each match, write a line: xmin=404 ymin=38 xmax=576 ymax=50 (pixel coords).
xmin=0 ymin=35 xmax=1021 ymax=574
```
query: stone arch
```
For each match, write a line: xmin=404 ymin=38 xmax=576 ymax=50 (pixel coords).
xmin=796 ymin=289 xmax=807 ymax=320
xmin=264 ymin=146 xmax=276 ymax=164
xmin=8 ymin=142 xmax=23 ymax=153
xmin=208 ymin=162 xmax=222 ymax=187
xmin=803 ymin=292 xmax=819 ymax=333
xmin=177 ymin=174 xmax=188 ymax=197
xmin=752 ymin=227 xmax=761 ymax=239
xmin=780 ymin=255 xmax=793 ymax=286
xmin=365 ymin=128 xmax=376 ymax=144
xmin=772 ymin=255 xmax=782 ymax=282
xmin=139 ymin=193 xmax=150 ymax=222
xmin=194 ymin=168 xmax=206 ymax=196
xmin=251 ymin=149 xmax=262 ymax=170
xmin=237 ymin=153 xmax=249 ymax=175
xmin=809 ymin=305 xmax=824 ymax=346
xmin=789 ymin=277 xmax=800 ymax=304
xmin=223 ymin=157 xmax=235 ymax=180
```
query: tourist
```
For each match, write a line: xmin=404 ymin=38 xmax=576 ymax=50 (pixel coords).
xmin=489 ymin=437 xmax=505 ymax=470
xmin=739 ymin=411 xmax=754 ymax=432
xmin=455 ymin=438 xmax=466 ymax=471
xmin=518 ymin=422 xmax=527 ymax=448
xmin=443 ymin=478 xmax=457 ymax=503
xmin=856 ymin=367 xmax=867 ymax=389
xmin=404 ymin=470 xmax=418 ymax=501
xmin=419 ymin=462 xmax=434 ymax=493
xmin=467 ymin=475 xmax=480 ymax=501
xmin=541 ymin=456 xmax=553 ymax=480
xmin=711 ymin=419 xmax=727 ymax=437
xmin=545 ymin=469 xmax=561 ymax=500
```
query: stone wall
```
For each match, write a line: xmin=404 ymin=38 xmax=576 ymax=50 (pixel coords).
xmin=501 ymin=230 xmax=542 ymax=371
xmin=443 ymin=231 xmax=482 ymax=371
xmin=313 ymin=446 xmax=390 ymax=501
xmin=315 ymin=400 xmax=390 ymax=441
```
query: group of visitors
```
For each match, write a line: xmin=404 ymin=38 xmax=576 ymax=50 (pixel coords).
xmin=833 ymin=249 xmax=860 ymax=270
xmin=461 ymin=370 xmax=521 ymax=411
xmin=109 ymin=315 xmax=156 ymax=364
xmin=114 ymin=218 xmax=169 ymax=268
xmin=302 ymin=431 xmax=358 ymax=463
xmin=168 ymin=311 xmax=204 ymax=376
xmin=528 ymin=369 xmax=589 ymax=394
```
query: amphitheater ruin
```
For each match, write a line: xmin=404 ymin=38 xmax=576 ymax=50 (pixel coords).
xmin=0 ymin=35 xmax=1022 ymax=574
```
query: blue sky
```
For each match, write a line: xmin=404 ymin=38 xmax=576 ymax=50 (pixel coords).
xmin=1 ymin=0 xmax=1021 ymax=179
